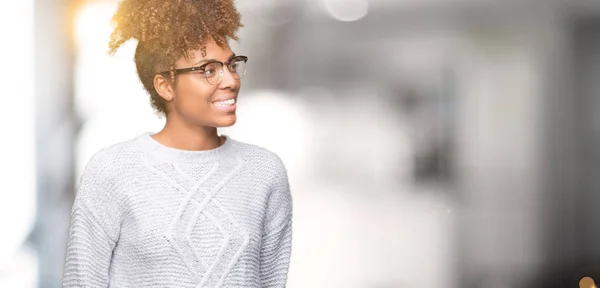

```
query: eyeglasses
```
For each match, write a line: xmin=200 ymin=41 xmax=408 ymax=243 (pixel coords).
xmin=158 ymin=55 xmax=248 ymax=85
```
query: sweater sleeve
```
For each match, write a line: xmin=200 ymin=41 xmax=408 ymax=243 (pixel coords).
xmin=260 ymin=157 xmax=293 ymax=288
xmin=62 ymin=154 xmax=122 ymax=288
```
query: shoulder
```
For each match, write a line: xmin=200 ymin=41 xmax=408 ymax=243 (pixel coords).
xmin=231 ymin=140 xmax=287 ymax=176
xmin=230 ymin=139 xmax=290 ymax=197
xmin=73 ymin=137 xmax=144 ymax=239
xmin=76 ymin=135 xmax=145 ymax=209
xmin=80 ymin=134 xmax=145 ymax=184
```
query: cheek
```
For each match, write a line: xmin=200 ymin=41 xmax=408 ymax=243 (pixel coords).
xmin=176 ymin=77 xmax=216 ymax=109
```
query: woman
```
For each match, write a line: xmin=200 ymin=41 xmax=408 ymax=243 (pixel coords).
xmin=62 ymin=0 xmax=293 ymax=287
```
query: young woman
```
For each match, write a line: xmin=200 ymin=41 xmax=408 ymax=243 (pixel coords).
xmin=62 ymin=0 xmax=293 ymax=287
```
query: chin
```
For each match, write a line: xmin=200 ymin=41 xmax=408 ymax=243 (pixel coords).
xmin=214 ymin=115 xmax=237 ymax=127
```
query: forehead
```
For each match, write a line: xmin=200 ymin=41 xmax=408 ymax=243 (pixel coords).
xmin=185 ymin=41 xmax=233 ymax=63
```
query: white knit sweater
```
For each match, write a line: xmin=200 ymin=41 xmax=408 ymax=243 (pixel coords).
xmin=62 ymin=133 xmax=293 ymax=287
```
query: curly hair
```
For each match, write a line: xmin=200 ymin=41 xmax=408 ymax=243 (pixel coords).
xmin=108 ymin=0 xmax=243 ymax=115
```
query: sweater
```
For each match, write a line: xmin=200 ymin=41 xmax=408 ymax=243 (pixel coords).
xmin=62 ymin=133 xmax=293 ymax=288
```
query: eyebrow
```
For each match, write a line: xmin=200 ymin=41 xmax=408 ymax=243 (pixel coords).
xmin=192 ymin=53 xmax=236 ymax=66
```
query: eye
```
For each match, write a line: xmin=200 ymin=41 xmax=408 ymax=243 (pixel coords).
xmin=203 ymin=63 xmax=219 ymax=78
xmin=204 ymin=69 xmax=216 ymax=76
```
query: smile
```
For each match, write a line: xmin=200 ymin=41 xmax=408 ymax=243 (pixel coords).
xmin=212 ymin=98 xmax=236 ymax=107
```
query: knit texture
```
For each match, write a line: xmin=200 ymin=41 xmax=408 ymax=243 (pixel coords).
xmin=62 ymin=133 xmax=293 ymax=288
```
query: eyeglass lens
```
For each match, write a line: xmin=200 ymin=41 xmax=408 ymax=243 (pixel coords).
xmin=204 ymin=58 xmax=247 ymax=85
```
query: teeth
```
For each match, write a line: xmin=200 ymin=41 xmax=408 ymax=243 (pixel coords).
xmin=214 ymin=99 xmax=235 ymax=106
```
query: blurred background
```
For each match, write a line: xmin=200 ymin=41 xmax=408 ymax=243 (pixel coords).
xmin=2 ymin=0 xmax=600 ymax=287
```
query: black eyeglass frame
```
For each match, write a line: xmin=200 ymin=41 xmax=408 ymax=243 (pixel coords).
xmin=157 ymin=55 xmax=248 ymax=80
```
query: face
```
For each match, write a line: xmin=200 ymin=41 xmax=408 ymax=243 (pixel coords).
xmin=155 ymin=40 xmax=243 ymax=128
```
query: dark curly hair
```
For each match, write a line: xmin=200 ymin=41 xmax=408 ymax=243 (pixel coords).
xmin=108 ymin=0 xmax=243 ymax=115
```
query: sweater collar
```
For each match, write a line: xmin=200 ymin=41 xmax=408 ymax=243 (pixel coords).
xmin=137 ymin=132 xmax=237 ymax=163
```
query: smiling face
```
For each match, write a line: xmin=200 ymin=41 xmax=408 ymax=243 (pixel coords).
xmin=153 ymin=39 xmax=242 ymax=128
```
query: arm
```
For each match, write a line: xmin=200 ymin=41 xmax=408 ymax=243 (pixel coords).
xmin=62 ymin=155 xmax=121 ymax=287
xmin=260 ymin=158 xmax=293 ymax=288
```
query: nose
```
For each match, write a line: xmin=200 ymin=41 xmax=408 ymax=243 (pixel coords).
xmin=218 ymin=64 xmax=238 ymax=89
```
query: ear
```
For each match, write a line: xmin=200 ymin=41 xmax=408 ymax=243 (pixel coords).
xmin=153 ymin=73 xmax=175 ymax=102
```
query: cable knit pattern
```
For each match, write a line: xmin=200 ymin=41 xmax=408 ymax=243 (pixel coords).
xmin=62 ymin=133 xmax=293 ymax=288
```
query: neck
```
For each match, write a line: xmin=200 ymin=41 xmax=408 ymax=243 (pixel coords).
xmin=152 ymin=115 xmax=223 ymax=151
